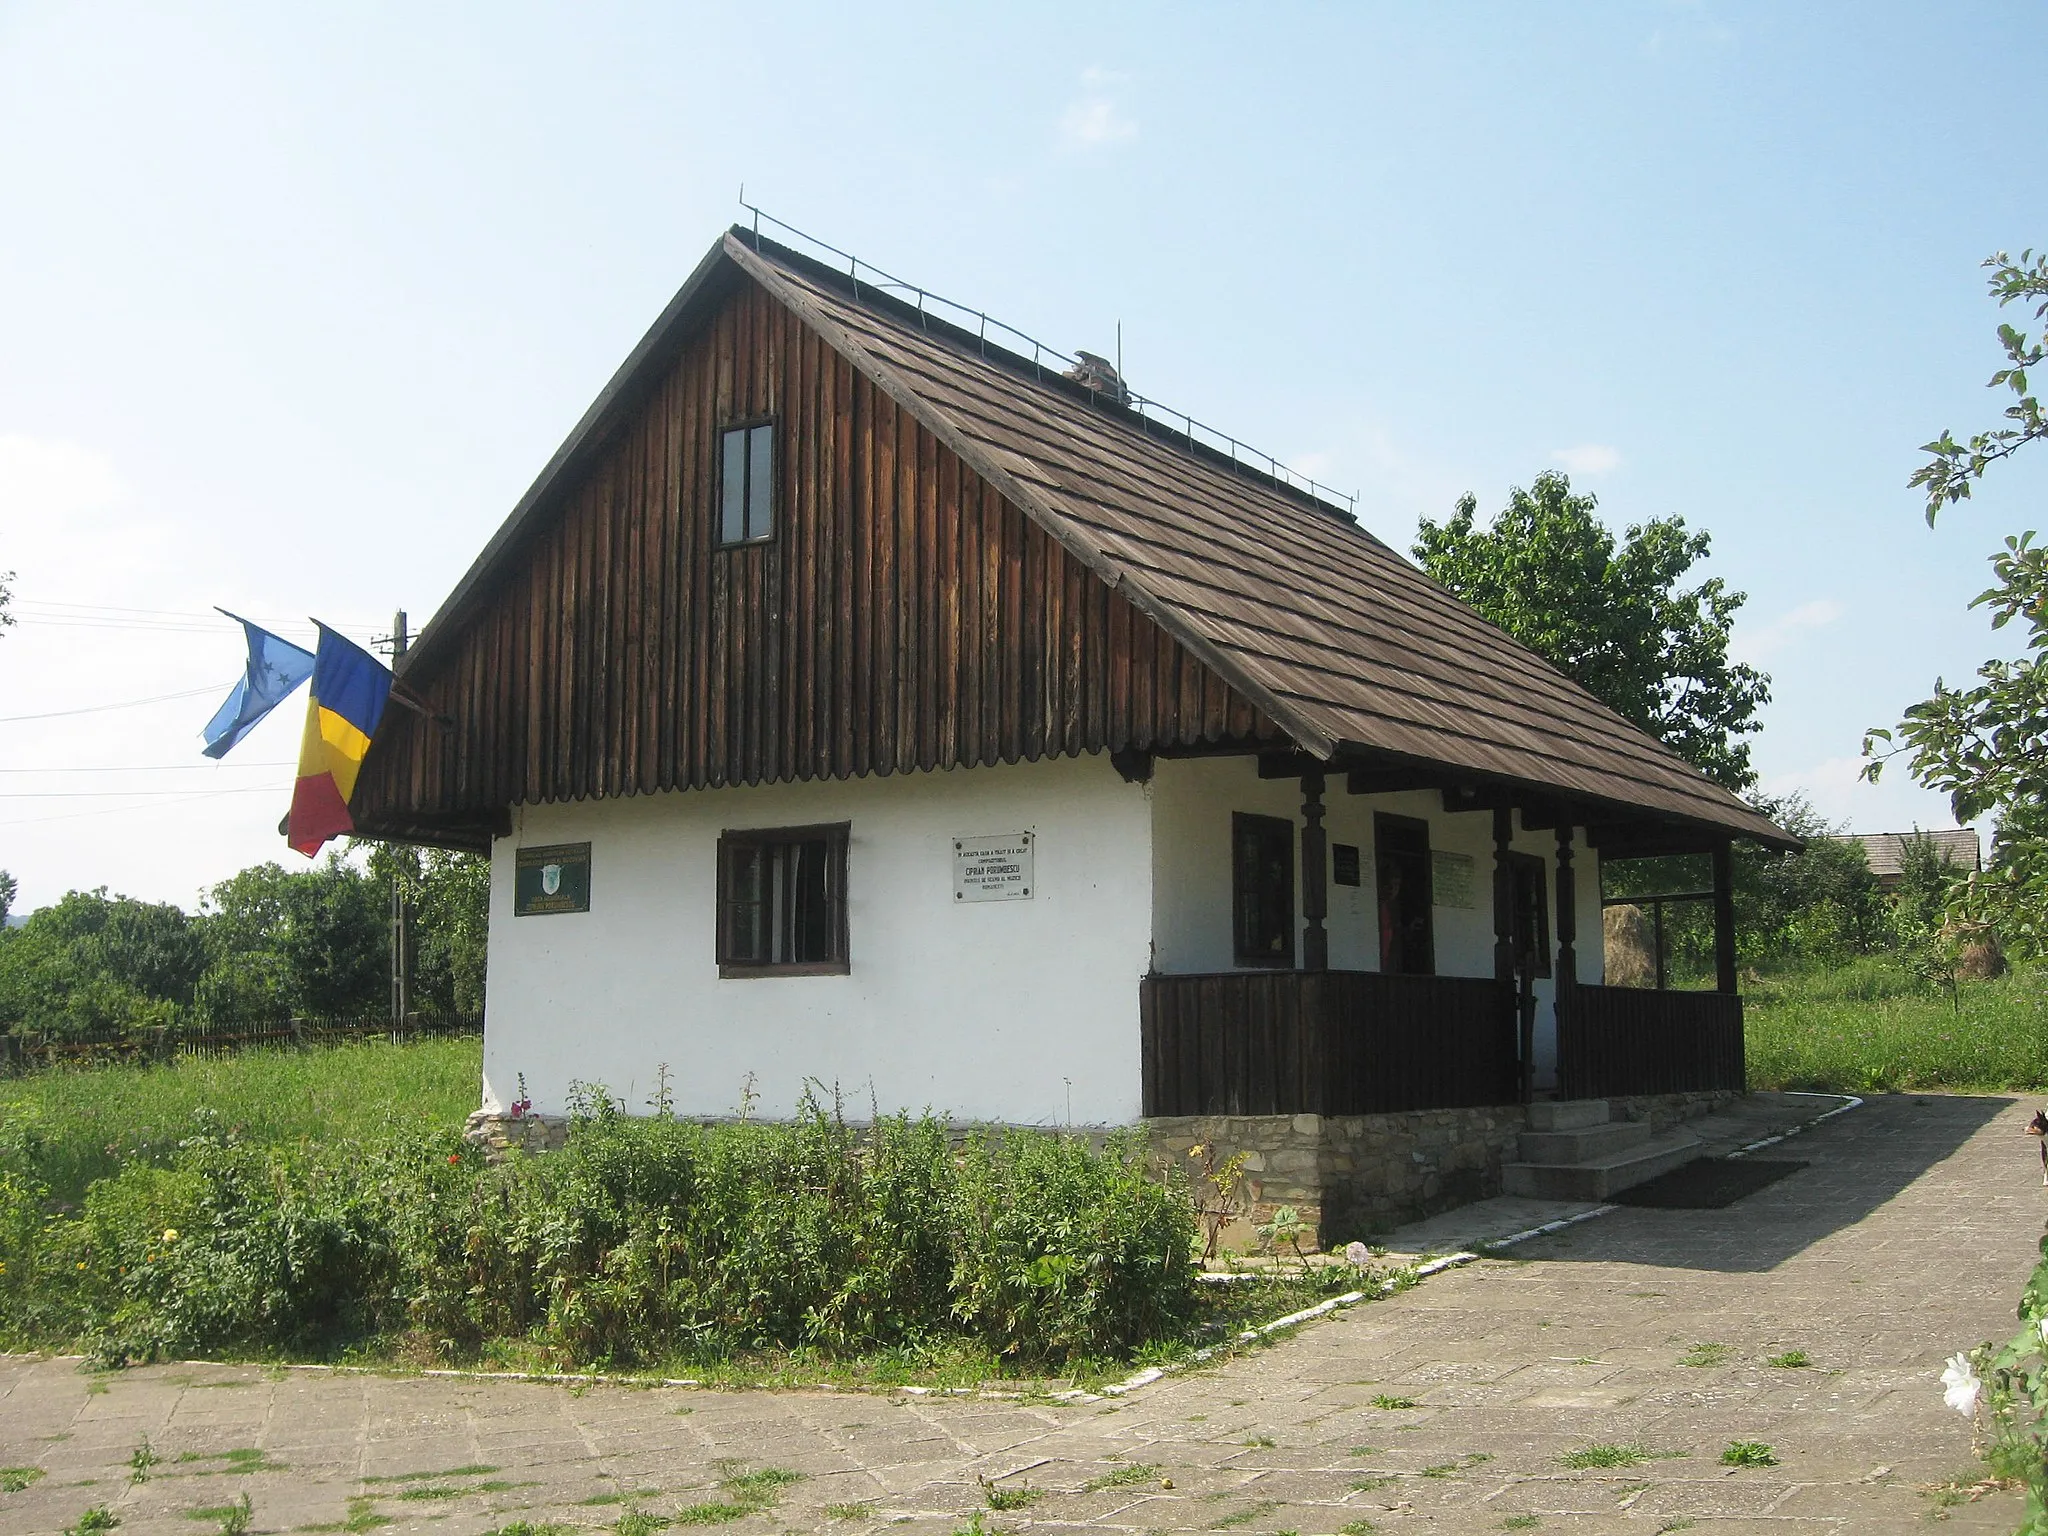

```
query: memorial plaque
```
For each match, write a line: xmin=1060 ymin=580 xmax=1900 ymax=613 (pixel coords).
xmin=954 ymin=832 xmax=1033 ymax=902
xmin=515 ymin=842 xmax=591 ymax=916
xmin=1332 ymin=843 xmax=1361 ymax=887
xmin=1431 ymin=850 xmax=1476 ymax=909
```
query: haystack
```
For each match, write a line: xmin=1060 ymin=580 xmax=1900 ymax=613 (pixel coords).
xmin=1603 ymin=903 xmax=1656 ymax=988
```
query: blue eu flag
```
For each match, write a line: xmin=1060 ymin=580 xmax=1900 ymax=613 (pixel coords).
xmin=202 ymin=610 xmax=316 ymax=759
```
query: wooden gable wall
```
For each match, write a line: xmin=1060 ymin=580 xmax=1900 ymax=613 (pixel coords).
xmin=353 ymin=274 xmax=1280 ymax=843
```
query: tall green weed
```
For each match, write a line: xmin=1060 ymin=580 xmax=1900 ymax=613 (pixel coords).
xmin=0 ymin=1084 xmax=1197 ymax=1372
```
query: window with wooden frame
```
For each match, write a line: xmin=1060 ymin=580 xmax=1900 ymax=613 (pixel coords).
xmin=716 ymin=823 xmax=849 ymax=977
xmin=717 ymin=420 xmax=776 ymax=546
xmin=1232 ymin=812 xmax=1295 ymax=968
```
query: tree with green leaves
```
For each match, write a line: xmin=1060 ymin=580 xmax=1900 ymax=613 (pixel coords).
xmin=0 ymin=889 xmax=207 ymax=1033
xmin=360 ymin=841 xmax=489 ymax=1017
xmin=1866 ymin=250 xmax=2048 ymax=954
xmin=1414 ymin=470 xmax=1771 ymax=789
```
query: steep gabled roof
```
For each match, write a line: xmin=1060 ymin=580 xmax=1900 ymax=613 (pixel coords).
xmin=399 ymin=227 xmax=1790 ymax=849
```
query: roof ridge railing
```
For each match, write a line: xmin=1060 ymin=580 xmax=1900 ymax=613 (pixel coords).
xmin=737 ymin=199 xmax=1361 ymax=520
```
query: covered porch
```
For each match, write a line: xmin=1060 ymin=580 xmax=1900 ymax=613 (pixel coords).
xmin=1136 ymin=748 xmax=1761 ymax=1118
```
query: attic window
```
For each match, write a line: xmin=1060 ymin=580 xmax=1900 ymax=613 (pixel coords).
xmin=718 ymin=421 xmax=775 ymax=545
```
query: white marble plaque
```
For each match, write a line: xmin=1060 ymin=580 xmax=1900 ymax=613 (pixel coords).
xmin=954 ymin=833 xmax=1034 ymax=902
xmin=1431 ymin=850 xmax=1476 ymax=909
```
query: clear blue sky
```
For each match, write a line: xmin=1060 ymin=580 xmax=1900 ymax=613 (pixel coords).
xmin=2 ymin=1 xmax=2043 ymax=912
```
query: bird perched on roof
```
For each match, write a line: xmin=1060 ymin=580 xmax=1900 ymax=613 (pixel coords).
xmin=1064 ymin=349 xmax=1130 ymax=406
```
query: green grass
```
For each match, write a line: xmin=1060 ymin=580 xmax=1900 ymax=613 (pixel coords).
xmin=362 ymin=1463 xmax=500 ymax=1484
xmin=1083 ymin=1463 xmax=1160 ymax=1492
xmin=1745 ymin=958 xmax=2048 ymax=1092
xmin=1678 ymin=1342 xmax=1732 ymax=1368
xmin=1765 ymin=1350 xmax=1811 ymax=1369
xmin=0 ymin=1036 xmax=484 ymax=1203
xmin=1370 ymin=1394 xmax=1418 ymax=1410
xmin=0 ymin=1036 xmax=1375 ymax=1391
xmin=177 ymin=1449 xmax=287 ymax=1476
xmin=1720 ymin=1441 xmax=1777 ymax=1468
xmin=823 ymin=1504 xmax=876 ymax=1521
xmin=1 ymin=1467 xmax=45 ymax=1492
xmin=1209 ymin=1500 xmax=1283 ymax=1529
xmin=1559 ymin=1443 xmax=1684 ymax=1469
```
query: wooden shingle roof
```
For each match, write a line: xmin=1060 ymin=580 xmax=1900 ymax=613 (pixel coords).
xmin=728 ymin=235 xmax=1789 ymax=848
xmin=1839 ymin=829 xmax=1982 ymax=880
xmin=396 ymin=228 xmax=1792 ymax=849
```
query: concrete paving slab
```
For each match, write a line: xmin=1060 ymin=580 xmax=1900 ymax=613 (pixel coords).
xmin=0 ymin=1092 xmax=2035 ymax=1533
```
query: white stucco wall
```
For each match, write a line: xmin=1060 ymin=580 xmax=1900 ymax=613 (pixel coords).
xmin=482 ymin=753 xmax=1153 ymax=1125
xmin=1147 ymin=756 xmax=1605 ymax=1090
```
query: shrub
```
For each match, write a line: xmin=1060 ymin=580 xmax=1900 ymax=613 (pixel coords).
xmin=0 ymin=1088 xmax=1198 ymax=1371
xmin=1951 ymin=1223 xmax=2048 ymax=1523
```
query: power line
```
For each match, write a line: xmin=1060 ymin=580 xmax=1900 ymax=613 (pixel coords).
xmin=0 ymin=683 xmax=233 ymax=723
xmin=0 ymin=762 xmax=295 ymax=773
xmin=0 ymin=786 xmax=285 ymax=829
xmin=0 ymin=786 xmax=288 ymax=798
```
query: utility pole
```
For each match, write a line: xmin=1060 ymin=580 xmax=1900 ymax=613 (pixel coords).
xmin=385 ymin=609 xmax=411 ymax=1026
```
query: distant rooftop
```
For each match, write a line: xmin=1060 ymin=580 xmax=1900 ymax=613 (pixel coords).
xmin=1837 ymin=829 xmax=1982 ymax=880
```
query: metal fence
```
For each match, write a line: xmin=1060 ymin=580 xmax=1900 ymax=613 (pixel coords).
xmin=0 ymin=1014 xmax=482 ymax=1076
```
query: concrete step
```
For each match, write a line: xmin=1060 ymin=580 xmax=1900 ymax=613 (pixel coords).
xmin=1526 ymin=1099 xmax=1611 ymax=1133
xmin=1517 ymin=1119 xmax=1652 ymax=1164
xmin=1500 ymin=1128 xmax=1704 ymax=1202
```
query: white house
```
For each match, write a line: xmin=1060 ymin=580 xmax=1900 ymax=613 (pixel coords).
xmin=353 ymin=223 xmax=1791 ymax=1201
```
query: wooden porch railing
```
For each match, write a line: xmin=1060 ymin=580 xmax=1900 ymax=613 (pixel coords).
xmin=1555 ymin=983 xmax=1745 ymax=1098
xmin=1139 ymin=970 xmax=1517 ymax=1117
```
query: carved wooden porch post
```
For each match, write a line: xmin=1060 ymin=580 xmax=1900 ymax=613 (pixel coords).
xmin=1554 ymin=824 xmax=1577 ymax=993
xmin=1492 ymin=807 xmax=1528 ymax=1101
xmin=1301 ymin=769 xmax=1328 ymax=972
xmin=1712 ymin=839 xmax=1739 ymax=994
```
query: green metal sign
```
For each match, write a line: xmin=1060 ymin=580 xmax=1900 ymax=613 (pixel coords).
xmin=515 ymin=842 xmax=591 ymax=916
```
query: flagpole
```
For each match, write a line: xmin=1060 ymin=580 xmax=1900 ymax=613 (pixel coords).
xmin=387 ymin=610 xmax=412 ymax=1028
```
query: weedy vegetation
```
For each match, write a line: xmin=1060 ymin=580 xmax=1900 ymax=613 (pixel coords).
xmin=1719 ymin=1441 xmax=1778 ymax=1468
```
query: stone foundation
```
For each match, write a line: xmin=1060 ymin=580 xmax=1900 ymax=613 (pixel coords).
xmin=1145 ymin=1089 xmax=1742 ymax=1248
xmin=464 ymin=1108 xmax=570 ymax=1158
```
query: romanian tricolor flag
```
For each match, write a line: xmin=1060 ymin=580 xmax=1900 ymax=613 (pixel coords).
xmin=287 ymin=624 xmax=391 ymax=857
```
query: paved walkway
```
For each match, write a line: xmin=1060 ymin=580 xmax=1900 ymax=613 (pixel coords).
xmin=1373 ymin=1091 xmax=1861 ymax=1264
xmin=0 ymin=1093 xmax=2039 ymax=1534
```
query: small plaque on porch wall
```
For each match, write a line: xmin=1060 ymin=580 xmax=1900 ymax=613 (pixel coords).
xmin=515 ymin=842 xmax=591 ymax=916
xmin=1332 ymin=843 xmax=1361 ymax=887
xmin=954 ymin=832 xmax=1033 ymax=902
xmin=1431 ymin=850 xmax=1476 ymax=909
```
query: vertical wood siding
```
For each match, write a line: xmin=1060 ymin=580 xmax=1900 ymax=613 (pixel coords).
xmin=1556 ymin=984 xmax=1746 ymax=1098
xmin=354 ymin=278 xmax=1280 ymax=837
xmin=1139 ymin=971 xmax=1519 ymax=1116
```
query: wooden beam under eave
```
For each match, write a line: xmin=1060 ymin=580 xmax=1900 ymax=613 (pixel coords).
xmin=1588 ymin=822 xmax=1725 ymax=859
xmin=1344 ymin=766 xmax=1451 ymax=795
xmin=1257 ymin=750 xmax=1327 ymax=779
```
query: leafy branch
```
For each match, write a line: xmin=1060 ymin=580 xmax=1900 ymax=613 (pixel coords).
xmin=1912 ymin=249 xmax=2048 ymax=524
